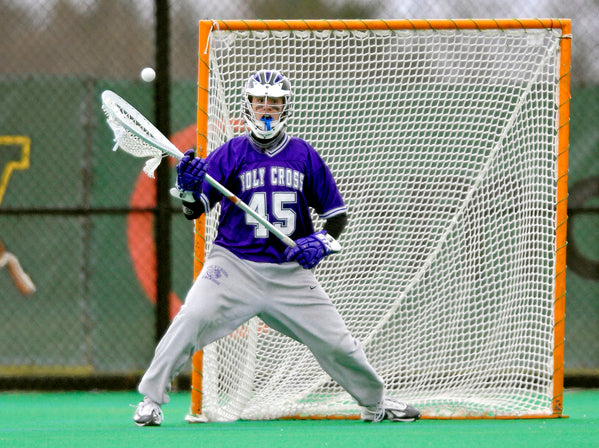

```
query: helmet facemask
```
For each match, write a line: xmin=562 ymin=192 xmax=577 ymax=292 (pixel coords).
xmin=242 ymin=70 xmax=292 ymax=140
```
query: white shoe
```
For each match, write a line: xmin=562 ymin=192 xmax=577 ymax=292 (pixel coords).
xmin=133 ymin=396 xmax=163 ymax=426
xmin=361 ymin=397 xmax=421 ymax=422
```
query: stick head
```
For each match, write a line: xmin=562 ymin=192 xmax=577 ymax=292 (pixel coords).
xmin=101 ymin=90 xmax=174 ymax=178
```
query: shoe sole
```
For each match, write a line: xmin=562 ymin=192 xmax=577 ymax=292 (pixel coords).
xmin=362 ymin=413 xmax=421 ymax=422
xmin=134 ymin=420 xmax=161 ymax=427
xmin=362 ymin=417 xmax=419 ymax=422
xmin=134 ymin=415 xmax=162 ymax=427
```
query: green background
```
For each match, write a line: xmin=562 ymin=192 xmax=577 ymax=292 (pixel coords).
xmin=0 ymin=78 xmax=598 ymax=376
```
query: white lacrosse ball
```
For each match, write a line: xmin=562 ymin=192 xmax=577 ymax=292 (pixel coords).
xmin=140 ymin=67 xmax=156 ymax=82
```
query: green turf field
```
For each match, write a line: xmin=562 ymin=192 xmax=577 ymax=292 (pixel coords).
xmin=0 ymin=389 xmax=597 ymax=447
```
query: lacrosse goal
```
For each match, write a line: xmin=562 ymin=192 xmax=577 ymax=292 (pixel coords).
xmin=187 ymin=18 xmax=571 ymax=421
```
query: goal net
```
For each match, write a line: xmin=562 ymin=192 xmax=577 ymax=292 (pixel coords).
xmin=189 ymin=19 xmax=571 ymax=421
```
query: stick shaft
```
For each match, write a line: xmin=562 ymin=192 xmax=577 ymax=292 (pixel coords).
xmin=167 ymin=148 xmax=295 ymax=247
xmin=203 ymin=173 xmax=296 ymax=248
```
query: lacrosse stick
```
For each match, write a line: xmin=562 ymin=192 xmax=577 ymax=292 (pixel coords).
xmin=100 ymin=90 xmax=296 ymax=248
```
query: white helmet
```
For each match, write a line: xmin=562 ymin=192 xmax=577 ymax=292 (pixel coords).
xmin=242 ymin=70 xmax=292 ymax=140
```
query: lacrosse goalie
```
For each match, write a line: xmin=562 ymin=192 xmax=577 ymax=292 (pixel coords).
xmin=133 ymin=70 xmax=421 ymax=426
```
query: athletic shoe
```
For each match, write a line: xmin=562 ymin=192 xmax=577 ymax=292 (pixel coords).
xmin=361 ymin=397 xmax=421 ymax=422
xmin=133 ymin=396 xmax=163 ymax=426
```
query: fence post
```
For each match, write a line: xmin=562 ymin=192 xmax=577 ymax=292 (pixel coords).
xmin=154 ymin=0 xmax=172 ymax=341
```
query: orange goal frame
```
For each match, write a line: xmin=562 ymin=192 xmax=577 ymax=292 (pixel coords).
xmin=189 ymin=18 xmax=571 ymax=420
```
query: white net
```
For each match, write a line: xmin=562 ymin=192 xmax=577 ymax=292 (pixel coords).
xmin=198 ymin=23 xmax=565 ymax=420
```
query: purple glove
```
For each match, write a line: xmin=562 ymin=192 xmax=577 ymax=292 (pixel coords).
xmin=176 ymin=149 xmax=207 ymax=193
xmin=284 ymin=230 xmax=338 ymax=269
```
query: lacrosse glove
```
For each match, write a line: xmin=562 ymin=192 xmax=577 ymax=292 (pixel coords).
xmin=284 ymin=230 xmax=340 ymax=269
xmin=176 ymin=149 xmax=208 ymax=195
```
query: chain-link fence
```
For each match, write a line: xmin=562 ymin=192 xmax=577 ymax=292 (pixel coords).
xmin=0 ymin=0 xmax=597 ymax=389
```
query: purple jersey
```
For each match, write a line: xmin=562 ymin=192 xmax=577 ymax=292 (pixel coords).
xmin=198 ymin=134 xmax=346 ymax=263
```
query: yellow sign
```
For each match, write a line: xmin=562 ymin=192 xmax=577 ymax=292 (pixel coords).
xmin=0 ymin=135 xmax=31 ymax=205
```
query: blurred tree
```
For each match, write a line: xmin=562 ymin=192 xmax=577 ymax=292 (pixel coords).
xmin=0 ymin=0 xmax=152 ymax=77
xmin=245 ymin=0 xmax=374 ymax=19
xmin=170 ymin=1 xmax=201 ymax=80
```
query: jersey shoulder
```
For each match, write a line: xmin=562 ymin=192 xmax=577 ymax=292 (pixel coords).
xmin=283 ymin=136 xmax=329 ymax=172
xmin=285 ymin=136 xmax=314 ymax=153
xmin=206 ymin=135 xmax=252 ymax=169
xmin=208 ymin=135 xmax=250 ymax=159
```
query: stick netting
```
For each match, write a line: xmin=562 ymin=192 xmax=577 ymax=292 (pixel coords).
xmin=198 ymin=24 xmax=564 ymax=420
xmin=101 ymin=90 xmax=172 ymax=178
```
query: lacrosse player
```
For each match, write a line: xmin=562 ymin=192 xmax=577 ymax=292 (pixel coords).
xmin=133 ymin=70 xmax=420 ymax=426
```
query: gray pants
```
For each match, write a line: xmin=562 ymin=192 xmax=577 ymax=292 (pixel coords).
xmin=138 ymin=245 xmax=384 ymax=407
